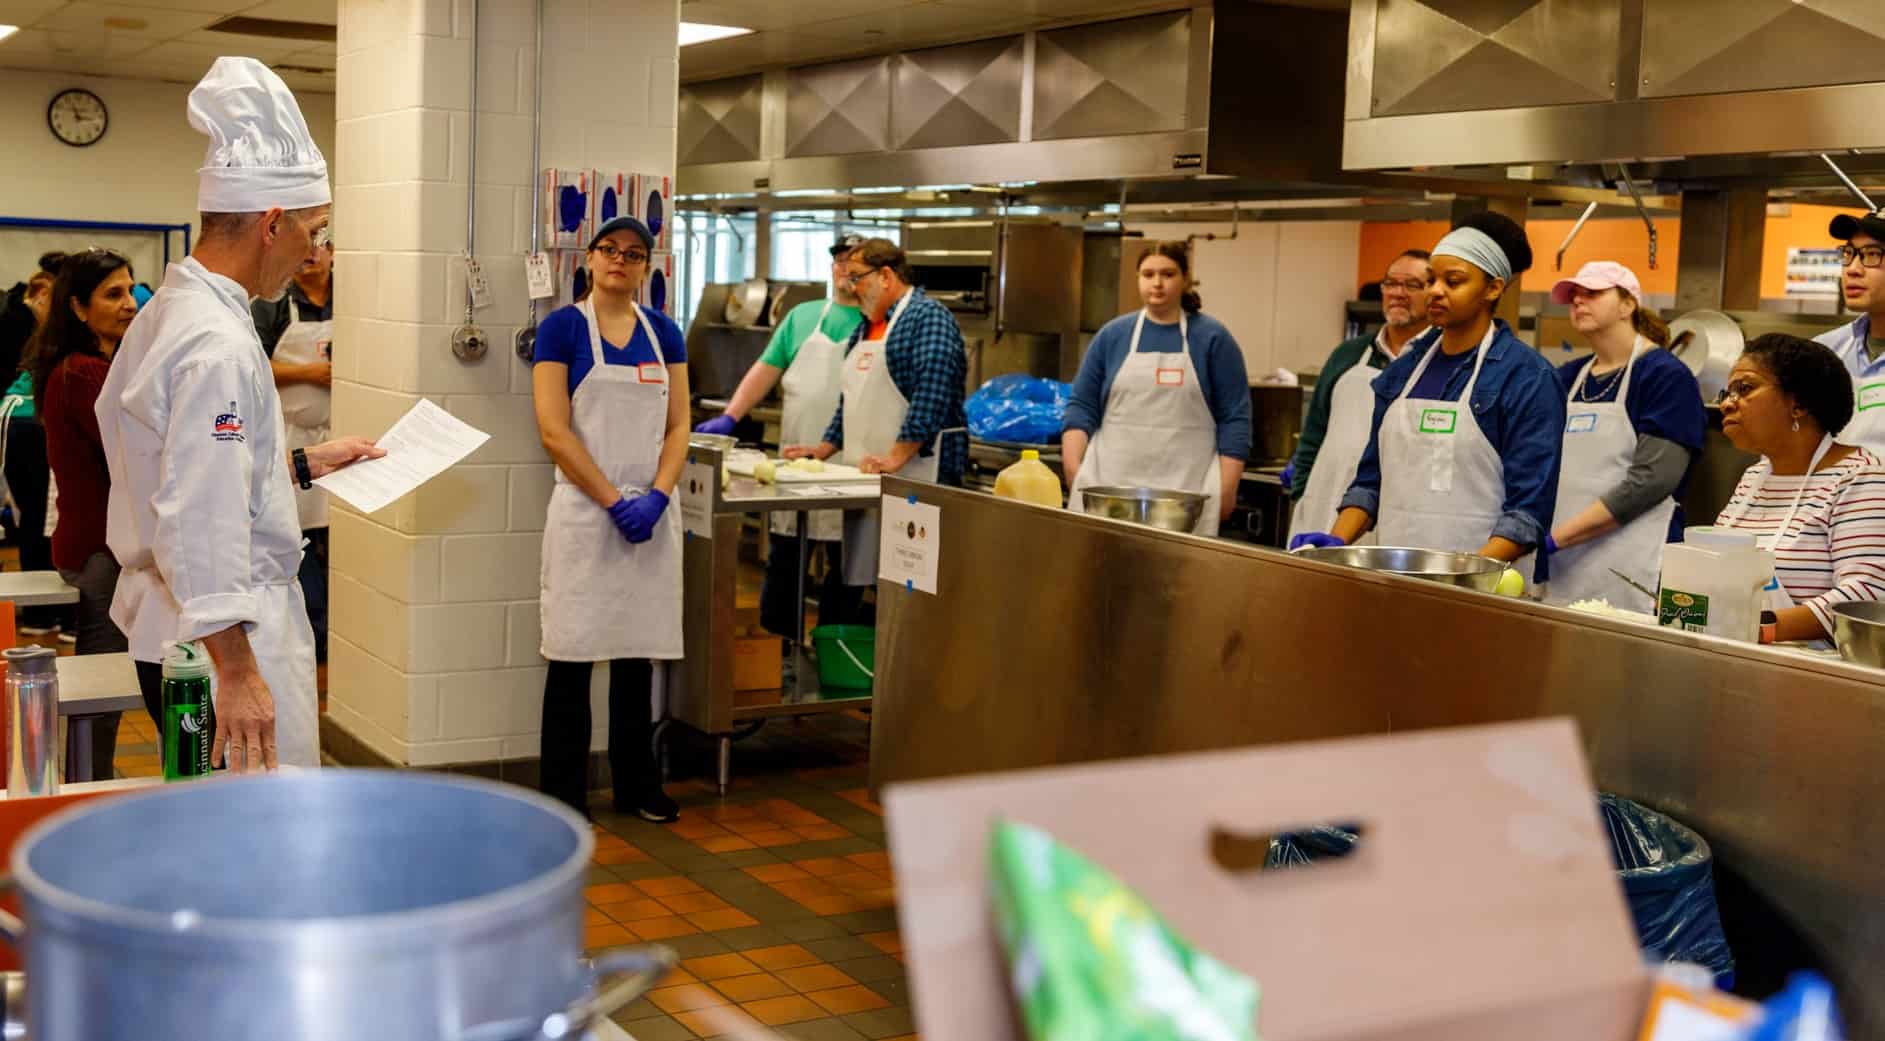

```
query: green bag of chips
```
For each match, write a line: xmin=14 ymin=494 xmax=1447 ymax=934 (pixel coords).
xmin=988 ymin=818 xmax=1261 ymax=1041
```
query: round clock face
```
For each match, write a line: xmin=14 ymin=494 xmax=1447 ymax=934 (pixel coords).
xmin=48 ymin=89 xmax=107 ymax=147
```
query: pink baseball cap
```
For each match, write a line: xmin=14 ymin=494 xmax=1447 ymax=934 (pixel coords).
xmin=1551 ymin=261 xmax=1643 ymax=305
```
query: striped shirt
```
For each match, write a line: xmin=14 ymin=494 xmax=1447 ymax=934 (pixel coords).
xmin=1716 ymin=448 xmax=1885 ymax=634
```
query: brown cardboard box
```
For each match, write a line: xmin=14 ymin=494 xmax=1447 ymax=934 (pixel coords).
xmin=732 ymin=636 xmax=783 ymax=691
xmin=884 ymin=718 xmax=1651 ymax=1041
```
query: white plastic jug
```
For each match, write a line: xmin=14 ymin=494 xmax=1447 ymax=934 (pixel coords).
xmin=1656 ymin=527 xmax=1773 ymax=643
xmin=993 ymin=449 xmax=1064 ymax=508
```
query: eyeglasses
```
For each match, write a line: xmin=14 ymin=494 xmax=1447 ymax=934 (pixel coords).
xmin=1379 ymin=278 xmax=1429 ymax=294
xmin=842 ymin=266 xmax=883 ymax=290
xmin=592 ymin=243 xmax=649 ymax=264
xmin=1716 ymin=379 xmax=1765 ymax=405
xmin=1839 ymin=245 xmax=1885 ymax=269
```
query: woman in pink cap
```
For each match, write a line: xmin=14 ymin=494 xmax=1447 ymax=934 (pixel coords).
xmin=1536 ymin=261 xmax=1705 ymax=606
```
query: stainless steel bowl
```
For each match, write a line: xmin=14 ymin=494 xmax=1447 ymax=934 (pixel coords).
xmin=1831 ymin=601 xmax=1885 ymax=668
xmin=1078 ymin=485 xmax=1207 ymax=532
xmin=1294 ymin=545 xmax=1508 ymax=592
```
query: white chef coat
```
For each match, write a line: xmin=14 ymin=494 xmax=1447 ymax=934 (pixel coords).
xmin=97 ymin=257 xmax=318 ymax=767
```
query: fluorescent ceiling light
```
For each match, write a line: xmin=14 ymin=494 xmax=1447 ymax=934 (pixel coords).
xmin=0 ymin=25 xmax=19 ymax=43
xmin=679 ymin=22 xmax=751 ymax=46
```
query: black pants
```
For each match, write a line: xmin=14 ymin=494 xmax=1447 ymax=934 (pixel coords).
xmin=4 ymin=419 xmax=70 ymax=630
xmin=299 ymin=528 xmax=328 ymax=663
xmin=540 ymin=658 xmax=658 ymax=816
xmin=759 ymin=536 xmax=865 ymax=639
xmin=60 ymin=551 xmax=127 ymax=779
xmin=135 ymin=660 xmax=163 ymax=746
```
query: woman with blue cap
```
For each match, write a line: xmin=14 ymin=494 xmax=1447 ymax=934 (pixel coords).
xmin=1292 ymin=212 xmax=1565 ymax=563
xmin=531 ymin=213 xmax=685 ymax=823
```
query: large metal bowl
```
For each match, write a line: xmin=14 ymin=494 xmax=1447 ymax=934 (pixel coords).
xmin=1078 ymin=485 xmax=1207 ymax=532
xmin=1831 ymin=601 xmax=1885 ymax=668
xmin=1294 ymin=545 xmax=1508 ymax=592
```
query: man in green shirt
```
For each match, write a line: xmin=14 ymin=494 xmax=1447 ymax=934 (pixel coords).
xmin=696 ymin=235 xmax=868 ymax=642
xmin=1287 ymin=249 xmax=1433 ymax=535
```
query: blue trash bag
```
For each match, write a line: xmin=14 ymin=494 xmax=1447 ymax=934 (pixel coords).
xmin=964 ymin=374 xmax=1072 ymax=444
xmin=1600 ymin=793 xmax=1736 ymax=987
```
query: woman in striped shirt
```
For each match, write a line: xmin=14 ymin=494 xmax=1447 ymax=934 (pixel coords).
xmin=1717 ymin=333 xmax=1885 ymax=642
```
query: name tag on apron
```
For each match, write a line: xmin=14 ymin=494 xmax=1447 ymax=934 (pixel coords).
xmin=1418 ymin=407 xmax=1458 ymax=435
xmin=1155 ymin=367 xmax=1184 ymax=387
xmin=1566 ymin=412 xmax=1599 ymax=434
xmin=637 ymin=362 xmax=665 ymax=384
xmin=856 ymin=353 xmax=875 ymax=372
xmin=1860 ymin=381 xmax=1885 ymax=412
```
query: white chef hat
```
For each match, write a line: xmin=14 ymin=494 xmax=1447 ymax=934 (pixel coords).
xmin=187 ymin=57 xmax=330 ymax=213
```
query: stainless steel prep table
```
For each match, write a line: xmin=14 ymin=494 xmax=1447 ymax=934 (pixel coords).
xmin=666 ymin=442 xmax=883 ymax=792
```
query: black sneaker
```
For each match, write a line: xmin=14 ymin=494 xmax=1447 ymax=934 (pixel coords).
xmin=620 ymin=788 xmax=679 ymax=824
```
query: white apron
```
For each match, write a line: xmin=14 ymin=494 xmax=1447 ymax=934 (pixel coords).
xmin=1724 ymin=434 xmax=1837 ymax=617
xmin=539 ymin=299 xmax=683 ymax=661
xmin=274 ymin=301 xmax=332 ymax=530
xmin=772 ymin=299 xmax=846 ymax=543
xmin=840 ymin=290 xmax=940 ymax=586
xmin=1291 ymin=334 xmax=1393 ymax=543
xmin=1375 ymin=324 xmax=1503 ymax=553
xmin=1815 ymin=316 xmax=1885 ymax=455
xmin=1542 ymin=341 xmax=1678 ymax=607
xmin=1067 ymin=310 xmax=1222 ymax=536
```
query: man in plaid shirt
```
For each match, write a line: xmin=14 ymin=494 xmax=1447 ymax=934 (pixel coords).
xmin=791 ymin=238 xmax=968 ymax=485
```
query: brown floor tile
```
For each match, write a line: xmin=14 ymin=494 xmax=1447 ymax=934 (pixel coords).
xmin=773 ymin=878 xmax=842 ymax=902
xmin=798 ymin=894 xmax=869 ymax=916
xmin=595 ymin=830 xmax=631 ymax=850
xmin=778 ymin=1020 xmax=872 ymax=1041
xmin=699 ymin=835 xmax=758 ymax=853
xmin=828 ymin=955 xmax=904 ymax=984
xmin=654 ymin=968 xmax=700 ymax=989
xmin=676 ymin=1006 xmax=764 ymax=1038
xmin=704 ymin=802 xmax=763 ymax=822
xmin=660 ymin=891 xmax=732 ymax=915
xmin=636 ymin=876 xmax=708 ymax=898
xmin=791 ymin=824 xmax=851 ymax=841
xmin=861 ymin=931 xmax=902 ymax=955
xmin=743 ymin=862 xmax=810 ymax=884
xmin=840 ymin=1007 xmax=916 ymax=1040
xmin=680 ymin=953 xmax=763 ymax=981
xmin=648 ymin=983 xmax=730 ymax=1015
xmin=601 ymin=898 xmax=674 ymax=923
xmin=710 ymin=972 xmax=795 ymax=1003
xmin=746 ymin=943 xmax=822 ymax=971
xmin=825 ymin=872 xmax=886 ymax=894
xmin=723 ymin=816 xmax=786 ymax=839
xmin=807 ymin=985 xmax=890 ymax=1016
xmin=746 ymin=828 xmax=802 ymax=848
xmin=834 ymin=790 xmax=883 ymax=816
xmin=595 ymin=846 xmax=652 ymax=865
xmin=854 ymin=890 xmax=897 ymax=911
xmin=792 ymin=857 xmax=850 ymax=878
xmin=630 ymin=916 xmax=702 ymax=941
xmin=743 ymin=995 xmax=826 ymax=1027
xmin=583 ymin=924 xmax=635 ymax=949
xmin=583 ymin=908 xmax=612 ymax=927
xmin=616 ymin=1016 xmax=698 ymax=1041
xmin=776 ymin=964 xmax=856 ymax=993
xmin=843 ymin=852 xmax=891 ymax=873
xmin=687 ymin=908 xmax=761 ymax=931
xmin=584 ymin=883 xmax=640 ymax=904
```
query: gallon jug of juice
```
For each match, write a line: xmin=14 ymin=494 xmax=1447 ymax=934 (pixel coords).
xmin=1656 ymin=527 xmax=1773 ymax=642
xmin=993 ymin=449 xmax=1063 ymax=508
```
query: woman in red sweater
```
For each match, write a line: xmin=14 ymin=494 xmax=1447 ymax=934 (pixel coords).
xmin=28 ymin=249 xmax=138 ymax=773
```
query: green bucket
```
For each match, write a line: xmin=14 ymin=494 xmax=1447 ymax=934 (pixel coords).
xmin=813 ymin=625 xmax=875 ymax=691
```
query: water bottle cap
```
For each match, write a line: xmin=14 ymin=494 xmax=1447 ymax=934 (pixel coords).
xmin=1 ymin=645 xmax=56 ymax=675
xmin=1021 ymin=449 xmax=1039 ymax=461
xmin=162 ymin=640 xmax=213 ymax=679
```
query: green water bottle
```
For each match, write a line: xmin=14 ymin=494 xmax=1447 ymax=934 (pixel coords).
xmin=161 ymin=641 xmax=215 ymax=781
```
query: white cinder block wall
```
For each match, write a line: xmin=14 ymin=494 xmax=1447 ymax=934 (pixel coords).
xmin=328 ymin=0 xmax=680 ymax=766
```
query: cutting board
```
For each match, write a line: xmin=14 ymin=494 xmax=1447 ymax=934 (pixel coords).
xmin=725 ymin=457 xmax=877 ymax=483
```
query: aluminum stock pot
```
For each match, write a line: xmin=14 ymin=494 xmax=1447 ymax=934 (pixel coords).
xmin=0 ymin=771 xmax=672 ymax=1041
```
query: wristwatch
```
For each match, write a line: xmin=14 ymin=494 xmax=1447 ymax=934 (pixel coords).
xmin=1759 ymin=609 xmax=1778 ymax=645
xmin=291 ymin=448 xmax=313 ymax=490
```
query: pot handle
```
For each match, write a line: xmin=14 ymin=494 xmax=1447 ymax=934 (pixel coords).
xmin=0 ymin=875 xmax=22 ymax=946
xmin=460 ymin=943 xmax=676 ymax=1041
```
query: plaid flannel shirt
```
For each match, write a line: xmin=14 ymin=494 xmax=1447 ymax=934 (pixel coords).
xmin=821 ymin=287 xmax=967 ymax=485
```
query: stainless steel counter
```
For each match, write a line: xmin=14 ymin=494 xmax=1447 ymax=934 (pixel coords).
xmin=870 ymin=478 xmax=1885 ymax=1028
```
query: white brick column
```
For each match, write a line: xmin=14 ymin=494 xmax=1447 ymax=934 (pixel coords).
xmin=327 ymin=0 xmax=680 ymax=767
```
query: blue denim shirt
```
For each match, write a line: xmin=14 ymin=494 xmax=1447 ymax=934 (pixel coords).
xmin=1339 ymin=320 xmax=1565 ymax=548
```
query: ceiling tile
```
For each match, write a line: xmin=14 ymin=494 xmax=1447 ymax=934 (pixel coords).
xmin=681 ymin=0 xmax=929 ymax=33
xmin=107 ymin=0 xmax=256 ymax=12
xmin=239 ymin=0 xmax=336 ymax=24
xmin=276 ymin=43 xmax=332 ymax=68
xmin=793 ymin=1 xmax=1035 ymax=45
xmin=2 ymin=25 xmax=156 ymax=59
xmin=33 ymin=2 xmax=222 ymax=36
xmin=172 ymin=28 xmax=309 ymax=60
xmin=0 ymin=0 xmax=64 ymax=25
xmin=681 ymin=29 xmax=867 ymax=81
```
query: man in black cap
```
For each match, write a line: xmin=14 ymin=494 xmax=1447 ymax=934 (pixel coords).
xmin=695 ymin=234 xmax=868 ymax=649
xmin=1817 ymin=210 xmax=1885 ymax=452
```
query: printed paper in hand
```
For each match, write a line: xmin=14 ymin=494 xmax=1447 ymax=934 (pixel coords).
xmin=313 ymin=399 xmax=490 ymax=515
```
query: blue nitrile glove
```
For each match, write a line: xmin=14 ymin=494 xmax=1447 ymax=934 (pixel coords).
xmin=1543 ymin=534 xmax=1559 ymax=556
xmin=1288 ymin=531 xmax=1346 ymax=552
xmin=622 ymin=489 xmax=670 ymax=544
xmin=694 ymin=414 xmax=738 ymax=436
xmin=607 ymin=497 xmax=638 ymax=541
xmin=1279 ymin=459 xmax=1296 ymax=492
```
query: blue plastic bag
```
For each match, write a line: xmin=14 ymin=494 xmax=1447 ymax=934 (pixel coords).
xmin=965 ymin=374 xmax=1071 ymax=445
xmin=1599 ymin=794 xmax=1736 ymax=988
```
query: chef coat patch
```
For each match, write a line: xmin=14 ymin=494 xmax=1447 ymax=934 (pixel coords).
xmin=213 ymin=401 xmax=245 ymax=443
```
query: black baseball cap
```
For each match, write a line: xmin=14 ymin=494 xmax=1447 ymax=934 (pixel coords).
xmin=830 ymin=233 xmax=865 ymax=258
xmin=589 ymin=215 xmax=654 ymax=251
xmin=1828 ymin=211 xmax=1885 ymax=242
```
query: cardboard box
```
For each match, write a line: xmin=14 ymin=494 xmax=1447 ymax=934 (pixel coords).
xmin=543 ymin=169 xmax=594 ymax=251
xmin=732 ymin=637 xmax=782 ymax=691
xmin=635 ymin=173 xmax=673 ymax=250
xmin=595 ymin=172 xmax=634 ymax=228
xmin=641 ymin=251 xmax=674 ymax=316
xmin=885 ymin=719 xmax=1652 ymax=1041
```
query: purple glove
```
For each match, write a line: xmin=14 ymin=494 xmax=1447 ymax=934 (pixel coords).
xmin=694 ymin=414 xmax=738 ymax=436
xmin=621 ymin=489 xmax=670 ymax=544
xmin=1288 ymin=531 xmax=1346 ymax=552
xmin=606 ymin=497 xmax=638 ymax=541
xmin=1542 ymin=534 xmax=1560 ymax=556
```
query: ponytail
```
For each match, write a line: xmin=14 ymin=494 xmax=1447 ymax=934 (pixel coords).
xmin=1181 ymin=288 xmax=1202 ymax=313
xmin=1629 ymin=295 xmax=1682 ymax=349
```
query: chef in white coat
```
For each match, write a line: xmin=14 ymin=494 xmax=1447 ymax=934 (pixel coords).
xmin=696 ymin=234 xmax=866 ymax=640
xmin=1063 ymin=241 xmax=1251 ymax=536
xmin=531 ymin=215 xmax=685 ymax=823
xmin=1815 ymin=209 xmax=1885 ymax=454
xmin=98 ymin=57 xmax=383 ymax=771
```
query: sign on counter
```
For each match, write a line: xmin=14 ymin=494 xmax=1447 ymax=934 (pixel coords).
xmin=680 ymin=459 xmax=715 ymax=538
xmin=879 ymin=494 xmax=941 ymax=595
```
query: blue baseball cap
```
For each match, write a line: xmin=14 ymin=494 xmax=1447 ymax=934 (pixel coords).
xmin=588 ymin=215 xmax=653 ymax=252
